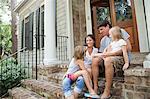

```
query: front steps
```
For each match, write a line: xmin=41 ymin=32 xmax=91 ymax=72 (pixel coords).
xmin=8 ymin=52 xmax=149 ymax=99
xmin=9 ymin=87 xmax=46 ymax=99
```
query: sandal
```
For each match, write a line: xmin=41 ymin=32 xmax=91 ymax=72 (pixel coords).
xmin=84 ymin=93 xmax=100 ymax=99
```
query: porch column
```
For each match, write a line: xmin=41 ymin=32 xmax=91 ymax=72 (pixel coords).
xmin=44 ymin=0 xmax=57 ymax=65
xmin=143 ymin=0 xmax=150 ymax=68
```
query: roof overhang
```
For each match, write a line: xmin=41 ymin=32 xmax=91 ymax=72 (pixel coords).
xmin=14 ymin=0 xmax=28 ymax=13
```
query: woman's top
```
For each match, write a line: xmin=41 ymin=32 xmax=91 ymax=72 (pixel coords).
xmin=84 ymin=47 xmax=98 ymax=68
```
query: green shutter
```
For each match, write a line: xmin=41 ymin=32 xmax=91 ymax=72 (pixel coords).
xmin=28 ymin=12 xmax=34 ymax=50
xmin=41 ymin=7 xmax=44 ymax=48
xmin=36 ymin=8 xmax=40 ymax=49
xmin=21 ymin=20 xmax=24 ymax=49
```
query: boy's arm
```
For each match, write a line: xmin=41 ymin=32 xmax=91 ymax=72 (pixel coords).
xmin=122 ymin=45 xmax=129 ymax=70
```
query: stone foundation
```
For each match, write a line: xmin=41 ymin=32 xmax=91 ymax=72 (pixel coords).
xmin=123 ymin=68 xmax=150 ymax=99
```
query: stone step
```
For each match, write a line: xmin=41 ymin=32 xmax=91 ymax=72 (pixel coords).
xmin=130 ymin=52 xmax=147 ymax=67
xmin=47 ymin=72 xmax=65 ymax=84
xmin=9 ymin=87 xmax=46 ymax=99
xmin=37 ymin=72 xmax=65 ymax=84
xmin=33 ymin=64 xmax=68 ymax=78
xmin=21 ymin=79 xmax=64 ymax=99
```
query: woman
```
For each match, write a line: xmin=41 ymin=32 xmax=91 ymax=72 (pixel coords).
xmin=84 ymin=34 xmax=98 ymax=76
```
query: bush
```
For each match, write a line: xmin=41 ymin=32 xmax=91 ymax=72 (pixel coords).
xmin=0 ymin=57 xmax=27 ymax=96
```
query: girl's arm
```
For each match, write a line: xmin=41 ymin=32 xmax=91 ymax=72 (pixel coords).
xmin=76 ymin=59 xmax=87 ymax=70
xmin=122 ymin=45 xmax=129 ymax=71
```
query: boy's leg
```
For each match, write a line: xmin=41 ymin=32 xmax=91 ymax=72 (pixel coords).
xmin=62 ymin=77 xmax=74 ymax=98
xmin=74 ymin=76 xmax=85 ymax=99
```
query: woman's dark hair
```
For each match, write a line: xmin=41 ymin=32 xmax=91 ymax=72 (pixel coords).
xmin=84 ymin=34 xmax=96 ymax=47
xmin=97 ymin=20 xmax=112 ymax=29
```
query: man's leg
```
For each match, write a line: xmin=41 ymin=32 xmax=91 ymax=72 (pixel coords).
xmin=92 ymin=57 xmax=102 ymax=93
xmin=101 ymin=57 xmax=114 ymax=98
xmin=74 ymin=76 xmax=85 ymax=99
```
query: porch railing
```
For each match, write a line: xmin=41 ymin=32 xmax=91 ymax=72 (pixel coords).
xmin=0 ymin=47 xmax=35 ymax=97
xmin=57 ymin=36 xmax=69 ymax=61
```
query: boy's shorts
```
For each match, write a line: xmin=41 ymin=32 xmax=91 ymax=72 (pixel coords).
xmin=99 ymin=56 xmax=124 ymax=76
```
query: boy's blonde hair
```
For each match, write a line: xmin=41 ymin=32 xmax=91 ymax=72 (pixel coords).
xmin=74 ymin=46 xmax=85 ymax=60
xmin=109 ymin=26 xmax=122 ymax=41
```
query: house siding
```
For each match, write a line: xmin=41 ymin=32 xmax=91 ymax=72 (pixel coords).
xmin=17 ymin=0 xmax=44 ymax=67
xmin=17 ymin=0 xmax=69 ymax=65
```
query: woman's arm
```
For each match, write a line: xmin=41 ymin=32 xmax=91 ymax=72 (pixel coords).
xmin=122 ymin=45 xmax=129 ymax=70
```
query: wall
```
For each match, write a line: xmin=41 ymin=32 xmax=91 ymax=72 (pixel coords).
xmin=72 ymin=0 xmax=87 ymax=47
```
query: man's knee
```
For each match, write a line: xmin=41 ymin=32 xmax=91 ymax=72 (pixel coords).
xmin=104 ymin=57 xmax=114 ymax=69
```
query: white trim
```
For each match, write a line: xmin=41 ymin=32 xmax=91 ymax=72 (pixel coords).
xmin=85 ymin=0 xmax=93 ymax=35
xmin=134 ymin=0 xmax=149 ymax=52
xmin=66 ymin=0 xmax=74 ymax=60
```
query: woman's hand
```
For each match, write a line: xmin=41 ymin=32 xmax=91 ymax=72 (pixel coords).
xmin=122 ymin=63 xmax=129 ymax=71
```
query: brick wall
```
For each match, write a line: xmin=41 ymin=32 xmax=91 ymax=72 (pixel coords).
xmin=123 ymin=68 xmax=150 ymax=99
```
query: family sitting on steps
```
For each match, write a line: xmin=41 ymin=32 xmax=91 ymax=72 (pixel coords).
xmin=62 ymin=20 xmax=132 ymax=99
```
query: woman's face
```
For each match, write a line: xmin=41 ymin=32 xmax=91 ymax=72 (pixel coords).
xmin=86 ymin=36 xmax=94 ymax=48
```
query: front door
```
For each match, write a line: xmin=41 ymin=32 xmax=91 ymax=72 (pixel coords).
xmin=91 ymin=0 xmax=139 ymax=52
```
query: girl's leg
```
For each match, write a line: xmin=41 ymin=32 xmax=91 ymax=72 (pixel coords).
xmin=62 ymin=77 xmax=74 ymax=99
xmin=73 ymin=76 xmax=85 ymax=99
xmin=73 ymin=70 xmax=95 ymax=94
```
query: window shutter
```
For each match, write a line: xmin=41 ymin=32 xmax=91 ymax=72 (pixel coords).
xmin=21 ymin=20 xmax=24 ymax=49
xmin=36 ymin=8 xmax=40 ymax=49
xmin=41 ymin=6 xmax=44 ymax=48
xmin=29 ymin=12 xmax=34 ymax=50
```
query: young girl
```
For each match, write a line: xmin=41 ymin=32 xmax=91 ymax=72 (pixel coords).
xmin=62 ymin=46 xmax=99 ymax=99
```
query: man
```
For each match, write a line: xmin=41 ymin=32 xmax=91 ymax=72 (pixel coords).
xmin=92 ymin=20 xmax=132 ymax=98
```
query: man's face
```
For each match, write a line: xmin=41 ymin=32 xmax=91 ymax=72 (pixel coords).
xmin=98 ymin=25 xmax=110 ymax=36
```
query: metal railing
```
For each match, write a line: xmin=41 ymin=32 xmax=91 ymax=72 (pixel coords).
xmin=0 ymin=47 xmax=35 ymax=97
xmin=57 ymin=36 xmax=68 ymax=61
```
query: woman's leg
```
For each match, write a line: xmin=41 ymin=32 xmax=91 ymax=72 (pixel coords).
xmin=73 ymin=70 xmax=95 ymax=94
xmin=92 ymin=57 xmax=103 ymax=93
xmin=87 ymin=68 xmax=92 ymax=78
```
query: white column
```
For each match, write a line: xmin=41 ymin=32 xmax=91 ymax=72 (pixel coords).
xmin=134 ymin=0 xmax=149 ymax=52
xmin=44 ymin=0 xmax=58 ymax=65
xmin=66 ymin=0 xmax=74 ymax=60
xmin=143 ymin=0 xmax=150 ymax=68
xmin=85 ymin=0 xmax=93 ymax=35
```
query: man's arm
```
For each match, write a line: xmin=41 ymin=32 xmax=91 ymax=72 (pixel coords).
xmin=126 ymin=39 xmax=132 ymax=51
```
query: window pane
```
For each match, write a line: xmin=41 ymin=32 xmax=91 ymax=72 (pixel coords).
xmin=114 ymin=0 xmax=132 ymax=21
xmin=96 ymin=7 xmax=111 ymax=25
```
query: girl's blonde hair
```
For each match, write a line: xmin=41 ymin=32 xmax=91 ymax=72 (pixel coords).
xmin=109 ymin=26 xmax=122 ymax=41
xmin=74 ymin=46 xmax=85 ymax=60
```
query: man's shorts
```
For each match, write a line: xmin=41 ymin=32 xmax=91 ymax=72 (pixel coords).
xmin=99 ymin=56 xmax=124 ymax=77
